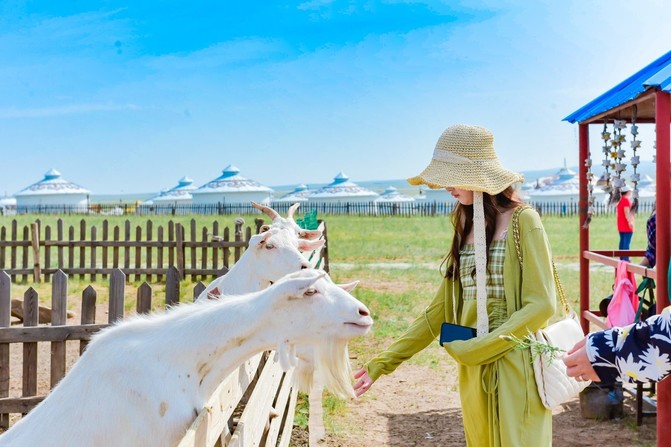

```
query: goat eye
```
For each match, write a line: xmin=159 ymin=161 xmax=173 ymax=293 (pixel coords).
xmin=265 ymin=243 xmax=275 ymax=250
xmin=304 ymin=288 xmax=317 ymax=296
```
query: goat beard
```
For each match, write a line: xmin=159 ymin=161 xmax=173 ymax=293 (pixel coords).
xmin=277 ymin=340 xmax=354 ymax=399
xmin=312 ymin=341 xmax=354 ymax=399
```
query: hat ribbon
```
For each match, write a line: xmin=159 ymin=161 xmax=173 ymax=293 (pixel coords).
xmin=432 ymin=150 xmax=475 ymax=164
xmin=473 ymin=191 xmax=489 ymax=337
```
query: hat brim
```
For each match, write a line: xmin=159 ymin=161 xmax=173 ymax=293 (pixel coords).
xmin=407 ymin=159 xmax=524 ymax=195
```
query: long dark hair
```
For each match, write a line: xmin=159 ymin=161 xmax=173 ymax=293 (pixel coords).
xmin=442 ymin=186 xmax=522 ymax=280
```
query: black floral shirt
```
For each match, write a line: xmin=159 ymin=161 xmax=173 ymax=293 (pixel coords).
xmin=587 ymin=306 xmax=671 ymax=383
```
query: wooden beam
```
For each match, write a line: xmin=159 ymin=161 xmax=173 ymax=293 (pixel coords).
xmin=579 ymin=90 xmax=658 ymax=124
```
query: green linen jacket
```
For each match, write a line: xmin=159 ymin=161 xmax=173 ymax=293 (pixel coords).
xmin=366 ymin=207 xmax=557 ymax=378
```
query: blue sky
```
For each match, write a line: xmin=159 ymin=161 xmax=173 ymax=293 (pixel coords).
xmin=1 ymin=0 xmax=670 ymax=196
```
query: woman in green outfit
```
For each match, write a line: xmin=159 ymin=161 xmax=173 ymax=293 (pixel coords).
xmin=353 ymin=124 xmax=556 ymax=446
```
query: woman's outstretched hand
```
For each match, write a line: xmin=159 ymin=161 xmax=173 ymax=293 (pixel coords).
xmin=562 ymin=337 xmax=600 ymax=382
xmin=353 ymin=367 xmax=375 ymax=397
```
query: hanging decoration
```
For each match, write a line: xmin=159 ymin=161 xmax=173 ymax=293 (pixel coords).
xmin=583 ymin=133 xmax=596 ymax=228
xmin=601 ymin=122 xmax=614 ymax=202
xmin=607 ymin=119 xmax=628 ymax=205
xmin=629 ymin=106 xmax=641 ymax=213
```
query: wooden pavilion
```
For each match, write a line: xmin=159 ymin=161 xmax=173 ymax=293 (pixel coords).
xmin=564 ymin=50 xmax=671 ymax=444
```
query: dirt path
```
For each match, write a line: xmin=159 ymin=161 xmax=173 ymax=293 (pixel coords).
xmin=326 ymin=358 xmax=657 ymax=447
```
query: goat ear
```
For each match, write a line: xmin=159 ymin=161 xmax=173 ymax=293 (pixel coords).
xmin=297 ymin=238 xmax=325 ymax=252
xmin=275 ymin=271 xmax=325 ymax=298
xmin=337 ymin=280 xmax=359 ymax=292
xmin=298 ymin=229 xmax=322 ymax=240
xmin=248 ymin=231 xmax=272 ymax=248
xmin=207 ymin=287 xmax=222 ymax=300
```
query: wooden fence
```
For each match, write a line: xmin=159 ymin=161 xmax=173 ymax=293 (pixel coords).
xmin=0 ymin=269 xmax=298 ymax=445
xmin=0 ymin=217 xmax=329 ymax=283
xmin=2 ymin=199 xmax=657 ymax=217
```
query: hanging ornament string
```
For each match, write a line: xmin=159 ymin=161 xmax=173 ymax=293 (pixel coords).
xmin=601 ymin=121 xmax=614 ymax=203
xmin=608 ymin=119 xmax=628 ymax=205
xmin=583 ymin=130 xmax=595 ymax=228
xmin=629 ymin=106 xmax=641 ymax=213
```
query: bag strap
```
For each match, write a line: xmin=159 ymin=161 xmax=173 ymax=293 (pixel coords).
xmin=512 ymin=206 xmax=573 ymax=316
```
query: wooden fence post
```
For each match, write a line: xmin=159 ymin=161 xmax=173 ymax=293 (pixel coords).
xmin=22 ymin=288 xmax=39 ymax=407
xmin=80 ymin=285 xmax=97 ymax=355
xmin=50 ymin=270 xmax=68 ymax=387
xmin=166 ymin=266 xmax=181 ymax=307
xmin=137 ymin=282 xmax=152 ymax=314
xmin=0 ymin=271 xmax=10 ymax=428
xmin=176 ymin=224 xmax=185 ymax=277
xmin=109 ymin=269 xmax=126 ymax=323
xmin=30 ymin=222 xmax=41 ymax=283
xmin=193 ymin=282 xmax=206 ymax=302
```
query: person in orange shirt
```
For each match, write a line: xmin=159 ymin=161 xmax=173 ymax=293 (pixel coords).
xmin=615 ymin=185 xmax=634 ymax=261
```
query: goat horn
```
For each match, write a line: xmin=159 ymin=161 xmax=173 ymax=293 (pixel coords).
xmin=251 ymin=201 xmax=280 ymax=220
xmin=287 ymin=203 xmax=300 ymax=220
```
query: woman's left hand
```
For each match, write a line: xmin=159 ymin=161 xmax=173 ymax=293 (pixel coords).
xmin=563 ymin=337 xmax=600 ymax=382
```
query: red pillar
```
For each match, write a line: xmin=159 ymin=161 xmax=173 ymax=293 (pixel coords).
xmin=578 ymin=123 xmax=590 ymax=334
xmin=655 ymin=90 xmax=670 ymax=445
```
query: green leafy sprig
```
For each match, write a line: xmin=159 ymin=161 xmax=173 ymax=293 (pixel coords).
xmin=500 ymin=332 xmax=565 ymax=364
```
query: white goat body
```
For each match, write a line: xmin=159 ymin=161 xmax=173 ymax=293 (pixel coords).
xmin=0 ymin=270 xmax=372 ymax=447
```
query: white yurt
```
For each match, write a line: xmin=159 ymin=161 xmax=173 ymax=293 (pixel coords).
xmin=15 ymin=169 xmax=90 ymax=212
xmin=0 ymin=195 xmax=16 ymax=215
xmin=273 ymin=184 xmax=311 ymax=203
xmin=145 ymin=176 xmax=196 ymax=206
xmin=306 ymin=172 xmax=379 ymax=204
xmin=191 ymin=165 xmax=273 ymax=206
xmin=374 ymin=186 xmax=415 ymax=203
xmin=527 ymin=164 xmax=606 ymax=205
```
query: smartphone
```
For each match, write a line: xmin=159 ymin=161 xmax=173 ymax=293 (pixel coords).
xmin=439 ymin=322 xmax=477 ymax=346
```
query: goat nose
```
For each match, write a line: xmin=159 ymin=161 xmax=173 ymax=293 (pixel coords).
xmin=301 ymin=262 xmax=310 ymax=269
xmin=359 ymin=307 xmax=370 ymax=317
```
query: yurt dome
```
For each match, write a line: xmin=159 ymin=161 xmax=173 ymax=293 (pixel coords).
xmin=374 ymin=186 xmax=415 ymax=203
xmin=273 ymin=184 xmax=311 ymax=203
xmin=15 ymin=169 xmax=90 ymax=211
xmin=191 ymin=165 xmax=273 ymax=205
xmin=307 ymin=172 xmax=379 ymax=203
xmin=148 ymin=176 xmax=196 ymax=205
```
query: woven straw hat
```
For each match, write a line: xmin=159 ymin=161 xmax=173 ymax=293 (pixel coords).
xmin=408 ymin=124 xmax=524 ymax=195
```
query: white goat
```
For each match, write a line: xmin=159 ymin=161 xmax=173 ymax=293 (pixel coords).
xmin=0 ymin=270 xmax=372 ymax=447
xmin=196 ymin=226 xmax=324 ymax=300
xmin=251 ymin=201 xmax=322 ymax=242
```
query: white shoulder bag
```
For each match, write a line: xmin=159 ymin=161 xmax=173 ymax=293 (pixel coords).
xmin=512 ymin=206 xmax=590 ymax=410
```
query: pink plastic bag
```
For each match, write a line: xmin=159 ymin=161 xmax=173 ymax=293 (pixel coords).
xmin=606 ymin=260 xmax=639 ymax=328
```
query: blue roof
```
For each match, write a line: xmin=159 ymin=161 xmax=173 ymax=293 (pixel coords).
xmin=564 ymin=50 xmax=671 ymax=123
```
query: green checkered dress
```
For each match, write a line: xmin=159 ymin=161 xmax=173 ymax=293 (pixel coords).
xmin=458 ymin=239 xmax=508 ymax=330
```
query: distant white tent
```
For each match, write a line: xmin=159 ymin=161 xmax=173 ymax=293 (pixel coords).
xmin=527 ymin=163 xmax=605 ymax=204
xmin=145 ymin=176 xmax=197 ymax=205
xmin=307 ymin=172 xmax=379 ymax=203
xmin=0 ymin=194 xmax=16 ymax=215
xmin=191 ymin=165 xmax=273 ymax=205
xmin=273 ymin=184 xmax=311 ymax=203
xmin=374 ymin=186 xmax=415 ymax=203
xmin=15 ymin=169 xmax=90 ymax=211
